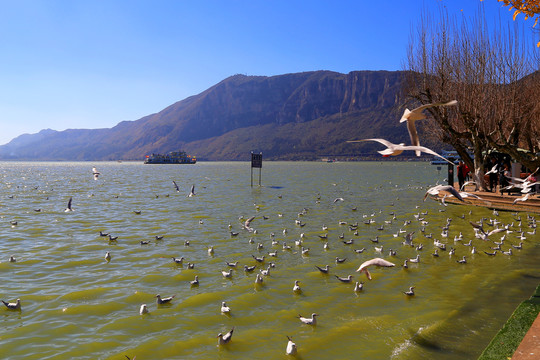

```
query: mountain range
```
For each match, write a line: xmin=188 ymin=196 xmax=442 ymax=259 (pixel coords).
xmin=0 ymin=70 xmax=418 ymax=161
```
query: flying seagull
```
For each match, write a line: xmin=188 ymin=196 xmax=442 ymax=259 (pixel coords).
xmin=92 ymin=167 xmax=100 ymax=180
xmin=423 ymin=185 xmax=464 ymax=202
xmin=347 ymin=138 xmax=454 ymax=165
xmin=172 ymin=180 xmax=180 ymax=192
xmin=64 ymin=197 xmax=74 ymax=212
xmin=399 ymin=100 xmax=458 ymax=155
xmin=355 ymin=257 xmax=395 ymax=280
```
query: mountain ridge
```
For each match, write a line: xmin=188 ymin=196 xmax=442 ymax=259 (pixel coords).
xmin=0 ymin=70 xmax=413 ymax=161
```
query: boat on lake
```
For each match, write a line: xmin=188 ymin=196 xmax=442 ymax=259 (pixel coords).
xmin=144 ymin=151 xmax=196 ymax=164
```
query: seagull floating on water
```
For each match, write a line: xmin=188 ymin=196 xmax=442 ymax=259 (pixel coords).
xmin=286 ymin=336 xmax=297 ymax=355
xmin=298 ymin=313 xmax=318 ymax=325
xmin=403 ymin=286 xmax=415 ymax=296
xmin=217 ymin=327 xmax=234 ymax=345
xmin=221 ymin=301 xmax=231 ymax=314
xmin=139 ymin=304 xmax=149 ymax=315
xmin=1 ymin=299 xmax=21 ymax=310
xmin=315 ymin=265 xmax=330 ymax=274
xmin=293 ymin=280 xmax=302 ymax=293
xmin=335 ymin=274 xmax=353 ymax=283
xmin=156 ymin=294 xmax=175 ymax=305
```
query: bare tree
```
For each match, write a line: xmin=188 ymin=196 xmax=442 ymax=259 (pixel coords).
xmin=405 ymin=5 xmax=540 ymax=189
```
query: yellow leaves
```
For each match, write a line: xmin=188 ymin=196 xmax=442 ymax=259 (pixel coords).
xmin=497 ymin=0 xmax=540 ymax=34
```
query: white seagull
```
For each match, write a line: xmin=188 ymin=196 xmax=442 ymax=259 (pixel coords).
xmin=355 ymin=258 xmax=395 ymax=280
xmin=217 ymin=327 xmax=234 ymax=345
xmin=424 ymin=185 xmax=464 ymax=202
xmin=399 ymin=100 xmax=458 ymax=155
xmin=139 ymin=304 xmax=149 ymax=315
xmin=220 ymin=301 xmax=231 ymax=314
xmin=1 ymin=299 xmax=21 ymax=310
xmin=286 ymin=336 xmax=297 ymax=355
xmin=298 ymin=313 xmax=318 ymax=325
xmin=156 ymin=294 xmax=175 ymax=305
xmin=92 ymin=167 xmax=100 ymax=180
xmin=347 ymin=138 xmax=455 ymax=165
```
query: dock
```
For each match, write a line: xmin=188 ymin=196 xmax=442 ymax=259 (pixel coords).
xmin=433 ymin=186 xmax=540 ymax=214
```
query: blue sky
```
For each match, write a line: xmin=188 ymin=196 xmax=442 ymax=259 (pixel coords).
xmin=0 ymin=0 xmax=537 ymax=145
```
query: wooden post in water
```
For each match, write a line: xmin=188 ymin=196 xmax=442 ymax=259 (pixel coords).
xmin=251 ymin=152 xmax=262 ymax=187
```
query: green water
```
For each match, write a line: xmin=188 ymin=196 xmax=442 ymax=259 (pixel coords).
xmin=0 ymin=161 xmax=538 ymax=360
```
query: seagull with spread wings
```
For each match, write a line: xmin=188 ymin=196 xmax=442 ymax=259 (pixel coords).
xmin=399 ymin=100 xmax=458 ymax=155
xmin=347 ymin=138 xmax=455 ymax=165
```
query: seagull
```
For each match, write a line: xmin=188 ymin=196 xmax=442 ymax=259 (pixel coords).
xmin=221 ymin=269 xmax=233 ymax=278
xmin=188 ymin=185 xmax=196 ymax=197
xmin=190 ymin=276 xmax=199 ymax=286
xmin=139 ymin=304 xmax=149 ymax=315
xmin=424 ymin=185 xmax=464 ymax=202
xmin=298 ymin=313 xmax=318 ymax=325
xmin=217 ymin=327 xmax=234 ymax=345
xmin=354 ymin=281 xmax=364 ymax=292
xmin=399 ymin=100 xmax=458 ymax=155
xmin=346 ymin=138 xmax=455 ymax=164
xmin=104 ymin=252 xmax=111 ymax=262
xmin=335 ymin=257 xmax=347 ymax=264
xmin=156 ymin=294 xmax=175 ymax=305
xmin=469 ymin=221 xmax=505 ymax=241
xmin=335 ymin=274 xmax=353 ymax=283
xmin=293 ymin=280 xmax=302 ymax=293
xmin=243 ymin=216 xmax=256 ymax=232
xmin=457 ymin=256 xmax=467 ymax=264
xmin=1 ymin=299 xmax=21 ymax=310
xmin=225 ymin=261 xmax=238 ymax=267
xmin=172 ymin=180 xmax=180 ymax=192
xmin=315 ymin=265 xmax=330 ymax=274
xmin=92 ymin=167 xmax=100 ymax=180
xmin=244 ymin=264 xmax=256 ymax=272
xmin=356 ymin=258 xmax=395 ymax=280
xmin=254 ymin=273 xmax=263 ymax=284
xmin=252 ymin=255 xmax=265 ymax=263
xmin=172 ymin=257 xmax=185 ymax=265
xmin=9 ymin=255 xmax=16 ymax=262
xmin=403 ymin=286 xmax=415 ymax=296
xmin=220 ymin=301 xmax=231 ymax=314
xmin=409 ymin=254 xmax=420 ymax=263
xmin=64 ymin=197 xmax=74 ymax=212
xmin=286 ymin=336 xmax=297 ymax=355
xmin=513 ymin=193 xmax=531 ymax=205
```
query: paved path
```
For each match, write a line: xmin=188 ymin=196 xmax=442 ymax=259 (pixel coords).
xmin=511 ymin=313 xmax=540 ymax=359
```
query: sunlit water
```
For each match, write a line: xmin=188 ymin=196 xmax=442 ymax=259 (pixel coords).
xmin=0 ymin=161 xmax=538 ymax=360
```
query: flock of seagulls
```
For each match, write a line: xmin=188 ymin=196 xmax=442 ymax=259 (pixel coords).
xmin=2 ymin=154 xmax=539 ymax=358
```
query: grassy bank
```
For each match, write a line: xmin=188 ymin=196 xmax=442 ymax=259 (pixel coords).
xmin=478 ymin=284 xmax=540 ymax=360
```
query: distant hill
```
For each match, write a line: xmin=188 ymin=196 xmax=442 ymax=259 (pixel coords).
xmin=0 ymin=70 xmax=416 ymax=161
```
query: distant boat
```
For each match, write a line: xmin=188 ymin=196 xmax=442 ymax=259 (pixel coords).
xmin=144 ymin=151 xmax=197 ymax=164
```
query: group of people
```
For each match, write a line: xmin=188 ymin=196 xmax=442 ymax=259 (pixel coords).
xmin=457 ymin=156 xmax=537 ymax=194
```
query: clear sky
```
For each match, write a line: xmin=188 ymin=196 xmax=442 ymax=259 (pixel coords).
xmin=0 ymin=0 xmax=536 ymax=145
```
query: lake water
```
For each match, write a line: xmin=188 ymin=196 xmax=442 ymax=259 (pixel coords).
xmin=0 ymin=161 xmax=538 ymax=360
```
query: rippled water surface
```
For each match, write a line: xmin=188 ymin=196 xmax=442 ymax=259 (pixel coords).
xmin=0 ymin=161 xmax=539 ymax=360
